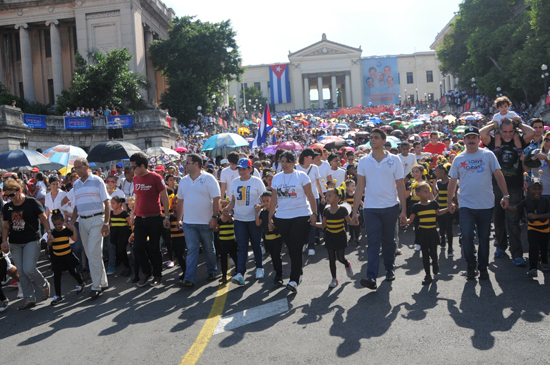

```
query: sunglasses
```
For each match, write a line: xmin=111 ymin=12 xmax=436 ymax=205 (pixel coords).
xmin=4 ymin=191 xmax=17 ymax=198
xmin=545 ymin=138 xmax=550 ymax=143
xmin=106 ymin=180 xmax=116 ymax=183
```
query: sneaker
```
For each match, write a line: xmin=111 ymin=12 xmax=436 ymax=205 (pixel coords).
xmin=385 ymin=270 xmax=395 ymax=282
xmin=528 ymin=269 xmax=538 ymax=277
xmin=76 ymin=283 xmax=85 ymax=294
xmin=414 ymin=244 xmax=421 ymax=252
xmin=89 ymin=290 xmax=101 ymax=300
xmin=255 ymin=268 xmax=265 ymax=279
xmin=17 ymin=283 xmax=23 ymax=299
xmin=465 ymin=267 xmax=476 ymax=280
xmin=345 ymin=261 xmax=354 ymax=278
xmin=513 ymin=257 xmax=527 ymax=267
xmin=150 ymin=276 xmax=162 ymax=286
xmin=0 ymin=299 xmax=8 ymax=312
xmin=181 ymin=280 xmax=194 ymax=288
xmin=106 ymin=267 xmax=116 ymax=276
xmin=50 ymin=296 xmax=64 ymax=306
xmin=273 ymin=276 xmax=283 ymax=287
xmin=231 ymin=273 xmax=245 ymax=286
xmin=167 ymin=260 xmax=175 ymax=268
xmin=541 ymin=263 xmax=550 ymax=272
xmin=137 ymin=273 xmax=151 ymax=288
xmin=479 ymin=268 xmax=489 ymax=280
xmin=422 ymin=275 xmax=433 ymax=285
xmin=308 ymin=248 xmax=315 ymax=256
xmin=360 ymin=277 xmax=377 ymax=290
xmin=286 ymin=281 xmax=297 ymax=293
xmin=8 ymin=280 xmax=18 ymax=288
xmin=494 ymin=248 xmax=505 ymax=258
xmin=395 ymin=248 xmax=402 ymax=255
xmin=328 ymin=278 xmax=339 ymax=288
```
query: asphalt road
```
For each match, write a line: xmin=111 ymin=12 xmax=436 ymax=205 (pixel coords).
xmin=2 ymin=224 xmax=549 ymax=364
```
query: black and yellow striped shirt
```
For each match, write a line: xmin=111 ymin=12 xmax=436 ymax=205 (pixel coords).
xmin=217 ymin=217 xmax=235 ymax=240
xmin=51 ymin=228 xmax=73 ymax=256
xmin=170 ymin=215 xmax=184 ymax=238
xmin=111 ymin=211 xmax=130 ymax=228
xmin=324 ymin=206 xmax=348 ymax=234
xmin=411 ymin=201 xmax=439 ymax=230
xmin=345 ymin=193 xmax=355 ymax=209
xmin=517 ymin=197 xmax=550 ymax=233
xmin=436 ymin=180 xmax=449 ymax=209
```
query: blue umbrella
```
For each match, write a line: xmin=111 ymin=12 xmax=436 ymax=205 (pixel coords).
xmin=345 ymin=139 xmax=356 ymax=145
xmin=201 ymin=133 xmax=249 ymax=151
xmin=317 ymin=134 xmax=331 ymax=141
xmin=0 ymin=149 xmax=64 ymax=171
xmin=370 ymin=117 xmax=383 ymax=124
xmin=335 ymin=124 xmax=349 ymax=130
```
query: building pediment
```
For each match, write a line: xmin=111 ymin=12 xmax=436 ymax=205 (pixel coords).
xmin=289 ymin=33 xmax=362 ymax=60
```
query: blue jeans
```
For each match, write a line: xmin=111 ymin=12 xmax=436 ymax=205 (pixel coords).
xmin=103 ymin=234 xmax=116 ymax=269
xmin=459 ymin=207 xmax=493 ymax=270
xmin=363 ymin=204 xmax=399 ymax=279
xmin=234 ymin=220 xmax=263 ymax=275
xmin=10 ymin=240 xmax=48 ymax=302
xmin=182 ymin=223 xmax=217 ymax=283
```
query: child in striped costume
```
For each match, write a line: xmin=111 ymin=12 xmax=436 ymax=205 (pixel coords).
xmin=216 ymin=199 xmax=238 ymax=284
xmin=435 ymin=163 xmax=455 ymax=256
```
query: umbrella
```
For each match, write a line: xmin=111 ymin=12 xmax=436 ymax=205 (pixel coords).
xmin=174 ymin=147 xmax=187 ymax=153
xmin=245 ymin=138 xmax=254 ymax=142
xmin=389 ymin=121 xmax=402 ymax=127
xmin=380 ymin=125 xmax=393 ymax=132
xmin=357 ymin=144 xmax=371 ymax=151
xmin=453 ymin=126 xmax=468 ymax=133
xmin=42 ymin=144 xmax=88 ymax=171
xmin=319 ymin=122 xmax=329 ymax=128
xmin=355 ymin=131 xmax=370 ymax=138
xmin=309 ymin=143 xmax=325 ymax=149
xmin=194 ymin=132 xmax=206 ymax=137
xmin=318 ymin=135 xmax=342 ymax=142
xmin=433 ymin=116 xmax=444 ymax=122
xmin=201 ymin=133 xmax=249 ymax=151
xmin=463 ymin=116 xmax=477 ymax=121
xmin=145 ymin=147 xmax=181 ymax=166
xmin=301 ymin=121 xmax=310 ymax=126
xmin=392 ymin=130 xmax=404 ymax=137
xmin=0 ymin=149 xmax=65 ymax=171
xmin=262 ymin=145 xmax=279 ymax=154
xmin=444 ymin=115 xmax=457 ymax=122
xmin=335 ymin=124 xmax=349 ymax=130
xmin=87 ymin=141 xmax=142 ymax=163
xmin=370 ymin=118 xmax=383 ymax=124
xmin=345 ymin=139 xmax=356 ymax=145
xmin=324 ymin=140 xmax=349 ymax=150
xmin=277 ymin=141 xmax=304 ymax=150
xmin=420 ymin=132 xmax=431 ymax=137
xmin=237 ymin=127 xmax=250 ymax=135
xmin=399 ymin=123 xmax=412 ymax=130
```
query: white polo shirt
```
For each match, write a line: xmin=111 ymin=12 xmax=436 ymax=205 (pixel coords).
xmin=67 ymin=173 xmax=110 ymax=217
xmin=219 ymin=166 xmax=240 ymax=198
xmin=357 ymin=152 xmax=404 ymax=209
xmin=178 ymin=171 xmax=221 ymax=225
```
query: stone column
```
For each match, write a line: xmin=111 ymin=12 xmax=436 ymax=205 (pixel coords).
xmin=331 ymin=73 xmax=337 ymax=108
xmin=450 ymin=76 xmax=455 ymax=90
xmin=345 ymin=72 xmax=351 ymax=107
xmin=15 ymin=24 xmax=34 ymax=102
xmin=303 ymin=75 xmax=310 ymax=109
xmin=317 ymin=73 xmax=324 ymax=109
xmin=144 ymin=28 xmax=157 ymax=104
xmin=0 ymin=37 xmax=4 ymax=86
xmin=46 ymin=20 xmax=64 ymax=99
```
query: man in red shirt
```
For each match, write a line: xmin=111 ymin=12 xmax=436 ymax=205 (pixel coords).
xmin=130 ymin=152 xmax=171 ymax=287
xmin=423 ymin=132 xmax=446 ymax=156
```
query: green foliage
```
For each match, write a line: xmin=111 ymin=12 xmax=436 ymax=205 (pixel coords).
xmin=436 ymin=0 xmax=550 ymax=103
xmin=239 ymin=86 xmax=268 ymax=112
xmin=0 ymin=82 xmax=49 ymax=114
xmin=55 ymin=48 xmax=148 ymax=115
xmin=149 ymin=16 xmax=243 ymax=124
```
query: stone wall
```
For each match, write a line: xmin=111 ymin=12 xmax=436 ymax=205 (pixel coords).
xmin=0 ymin=105 xmax=181 ymax=153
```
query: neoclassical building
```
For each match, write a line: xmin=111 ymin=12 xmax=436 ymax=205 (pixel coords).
xmin=0 ymin=0 xmax=174 ymax=105
xmin=229 ymin=34 xmax=443 ymax=113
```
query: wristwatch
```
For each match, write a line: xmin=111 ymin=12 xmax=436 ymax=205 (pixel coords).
xmin=103 ymin=222 xmax=109 ymax=226
xmin=503 ymin=195 xmax=510 ymax=199
xmin=211 ymin=215 xmax=217 ymax=218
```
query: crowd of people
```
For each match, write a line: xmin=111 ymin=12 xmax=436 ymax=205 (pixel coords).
xmin=0 ymin=96 xmax=547 ymax=315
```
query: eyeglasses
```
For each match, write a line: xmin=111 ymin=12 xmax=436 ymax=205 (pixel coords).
xmin=106 ymin=180 xmax=116 ymax=183
xmin=4 ymin=191 xmax=17 ymax=197
xmin=544 ymin=138 xmax=550 ymax=142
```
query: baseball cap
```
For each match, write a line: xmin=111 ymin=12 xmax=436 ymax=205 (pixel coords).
xmin=236 ymin=158 xmax=252 ymax=169
xmin=301 ymin=148 xmax=320 ymax=159
xmin=31 ymin=167 xmax=39 ymax=172
xmin=463 ymin=126 xmax=479 ymax=136
xmin=116 ymin=162 xmax=124 ymax=168
xmin=220 ymin=159 xmax=229 ymax=165
xmin=154 ymin=165 xmax=165 ymax=172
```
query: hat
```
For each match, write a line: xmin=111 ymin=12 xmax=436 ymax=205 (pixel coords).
xmin=220 ymin=159 xmax=229 ymax=165
xmin=524 ymin=149 xmax=543 ymax=169
xmin=31 ymin=167 xmax=39 ymax=172
xmin=301 ymin=148 xmax=320 ymax=159
xmin=463 ymin=127 xmax=479 ymax=136
xmin=154 ymin=165 xmax=165 ymax=172
xmin=236 ymin=158 xmax=252 ymax=169
xmin=528 ymin=177 xmax=543 ymax=187
xmin=116 ymin=162 xmax=124 ymax=168
xmin=206 ymin=163 xmax=215 ymax=170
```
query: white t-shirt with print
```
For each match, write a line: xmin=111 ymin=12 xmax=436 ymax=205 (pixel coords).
xmin=296 ymin=163 xmax=321 ymax=198
xmin=271 ymin=170 xmax=313 ymax=219
xmin=230 ymin=176 xmax=265 ymax=221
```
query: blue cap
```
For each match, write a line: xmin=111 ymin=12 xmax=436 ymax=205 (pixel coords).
xmin=116 ymin=162 xmax=123 ymax=168
xmin=236 ymin=158 xmax=251 ymax=169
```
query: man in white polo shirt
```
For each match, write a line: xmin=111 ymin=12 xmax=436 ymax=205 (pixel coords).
xmin=63 ymin=158 xmax=111 ymax=299
xmin=219 ymin=152 xmax=240 ymax=198
xmin=351 ymin=128 xmax=407 ymax=290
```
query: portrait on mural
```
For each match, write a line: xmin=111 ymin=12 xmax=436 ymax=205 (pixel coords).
xmin=361 ymin=57 xmax=400 ymax=106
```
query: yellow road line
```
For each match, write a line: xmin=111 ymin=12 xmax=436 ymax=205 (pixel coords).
xmin=180 ymin=281 xmax=230 ymax=365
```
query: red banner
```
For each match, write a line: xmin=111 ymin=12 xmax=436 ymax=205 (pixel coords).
xmin=166 ymin=116 xmax=171 ymax=128
xmin=223 ymin=120 xmax=227 ymax=128
xmin=330 ymin=106 xmax=394 ymax=117
xmin=546 ymin=94 xmax=550 ymax=105
xmin=441 ymin=97 xmax=445 ymax=105
xmin=218 ymin=117 xmax=224 ymax=126
xmin=464 ymin=102 xmax=471 ymax=111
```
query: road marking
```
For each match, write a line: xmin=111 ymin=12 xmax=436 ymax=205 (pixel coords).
xmin=179 ymin=281 xmax=230 ymax=365
xmin=213 ymin=298 xmax=289 ymax=335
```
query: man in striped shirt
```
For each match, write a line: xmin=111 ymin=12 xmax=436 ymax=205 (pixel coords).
xmin=63 ymin=158 xmax=111 ymax=299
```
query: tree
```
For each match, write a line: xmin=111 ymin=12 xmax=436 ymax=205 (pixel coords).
xmin=55 ymin=48 xmax=148 ymax=115
xmin=0 ymin=82 xmax=49 ymax=114
xmin=149 ymin=16 xmax=243 ymax=124
xmin=436 ymin=0 xmax=550 ymax=104
xmin=239 ymin=86 xmax=268 ymax=114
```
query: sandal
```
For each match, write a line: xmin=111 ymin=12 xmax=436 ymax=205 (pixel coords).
xmin=17 ymin=302 xmax=36 ymax=310
xmin=42 ymin=281 xmax=51 ymax=300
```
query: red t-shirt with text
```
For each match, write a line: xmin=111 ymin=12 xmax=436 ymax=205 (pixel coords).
xmin=423 ymin=142 xmax=446 ymax=156
xmin=133 ymin=172 xmax=165 ymax=216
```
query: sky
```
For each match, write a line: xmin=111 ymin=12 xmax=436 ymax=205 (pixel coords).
xmin=163 ymin=0 xmax=461 ymax=66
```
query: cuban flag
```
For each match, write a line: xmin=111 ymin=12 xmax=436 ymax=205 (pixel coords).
xmin=250 ymin=105 xmax=273 ymax=148
xmin=269 ymin=64 xmax=291 ymax=104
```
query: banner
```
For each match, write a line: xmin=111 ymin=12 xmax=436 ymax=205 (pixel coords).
xmin=464 ymin=102 xmax=471 ymax=111
xmin=361 ymin=56 xmax=400 ymax=106
xmin=23 ymin=114 xmax=47 ymax=129
xmin=269 ymin=63 xmax=291 ymax=104
xmin=441 ymin=96 xmax=446 ymax=105
xmin=64 ymin=116 xmax=91 ymax=130
xmin=223 ymin=120 xmax=227 ymax=128
xmin=107 ymin=115 xmax=133 ymax=128
xmin=330 ymin=106 xmax=394 ymax=117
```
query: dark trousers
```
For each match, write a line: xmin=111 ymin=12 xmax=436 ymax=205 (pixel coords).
xmin=266 ymin=237 xmax=283 ymax=277
xmin=219 ymin=238 xmax=237 ymax=277
xmin=417 ymin=228 xmax=439 ymax=277
xmin=528 ymin=230 xmax=549 ymax=270
xmin=274 ymin=216 xmax=311 ymax=282
xmin=133 ymin=215 xmax=163 ymax=277
xmin=172 ymin=236 xmax=187 ymax=274
xmin=0 ymin=259 xmax=7 ymax=301
xmin=493 ymin=186 xmax=523 ymax=259
xmin=348 ymin=224 xmax=361 ymax=240
xmin=327 ymin=248 xmax=349 ymax=278
xmin=110 ymin=228 xmax=131 ymax=269
xmin=438 ymin=212 xmax=454 ymax=249
xmin=54 ymin=266 xmax=83 ymax=297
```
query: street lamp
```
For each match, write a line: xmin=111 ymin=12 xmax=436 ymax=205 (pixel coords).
xmin=404 ymin=89 xmax=407 ymax=106
xmin=542 ymin=64 xmax=548 ymax=93
xmin=399 ymin=95 xmax=401 ymax=105
xmin=440 ymin=81 xmax=443 ymax=99
xmin=415 ymin=88 xmax=419 ymax=107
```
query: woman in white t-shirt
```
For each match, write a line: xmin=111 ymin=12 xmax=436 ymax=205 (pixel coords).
xmin=226 ymin=158 xmax=266 ymax=285
xmin=44 ymin=176 xmax=67 ymax=227
xmin=268 ymin=151 xmax=317 ymax=293
xmin=296 ymin=148 xmax=324 ymax=256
